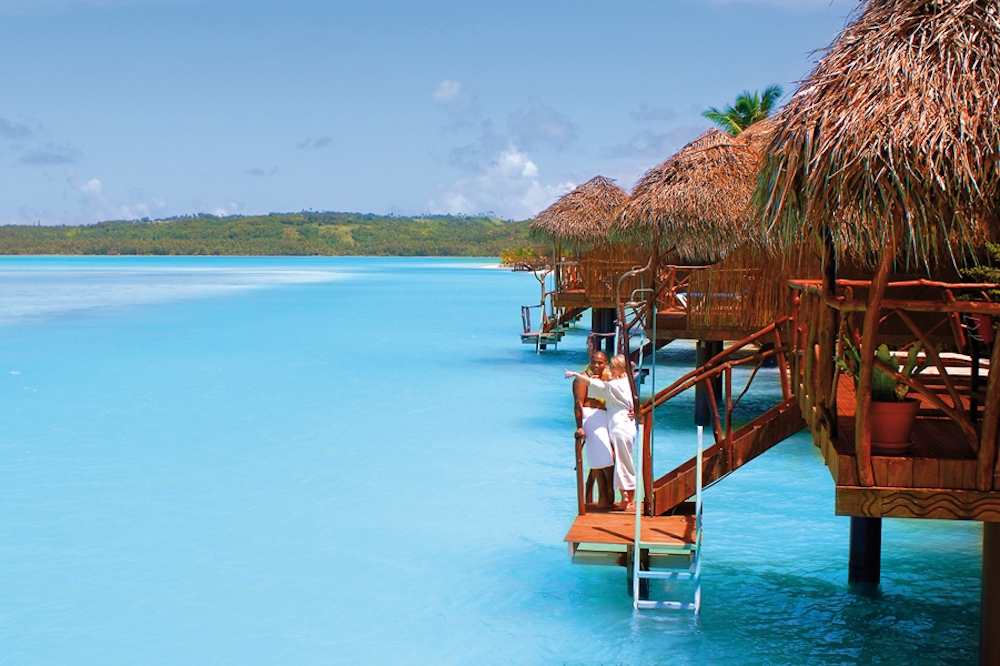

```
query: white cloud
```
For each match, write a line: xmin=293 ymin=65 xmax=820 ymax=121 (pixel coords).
xmin=2 ymin=174 xmax=167 ymax=225
xmin=605 ymin=125 xmax=709 ymax=160
xmin=431 ymin=79 xmax=462 ymax=103
xmin=0 ymin=117 xmax=32 ymax=141
xmin=629 ymin=102 xmax=678 ymax=124
xmin=19 ymin=141 xmax=81 ymax=165
xmin=246 ymin=166 xmax=279 ymax=177
xmin=59 ymin=171 xmax=167 ymax=223
xmin=190 ymin=198 xmax=241 ymax=218
xmin=430 ymin=143 xmax=574 ymax=220
xmin=508 ymin=97 xmax=578 ymax=151
xmin=432 ymin=79 xmax=482 ymax=132
xmin=296 ymin=136 xmax=334 ymax=150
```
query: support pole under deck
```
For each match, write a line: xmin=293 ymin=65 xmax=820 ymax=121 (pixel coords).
xmin=848 ymin=516 xmax=881 ymax=589
xmin=982 ymin=522 xmax=1000 ymax=666
xmin=695 ymin=340 xmax=723 ymax=426
xmin=591 ymin=308 xmax=616 ymax=356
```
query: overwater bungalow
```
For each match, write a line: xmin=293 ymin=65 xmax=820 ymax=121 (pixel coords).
xmin=615 ymin=120 xmax=819 ymax=346
xmin=525 ymin=175 xmax=649 ymax=353
xmin=756 ymin=1 xmax=1000 ymax=662
xmin=563 ymin=117 xmax=816 ymax=610
xmin=559 ymin=1 xmax=1000 ymax=658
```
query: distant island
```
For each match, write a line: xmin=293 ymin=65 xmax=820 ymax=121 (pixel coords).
xmin=0 ymin=212 xmax=539 ymax=258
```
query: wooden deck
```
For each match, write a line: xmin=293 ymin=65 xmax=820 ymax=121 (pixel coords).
xmin=825 ymin=373 xmax=978 ymax=488
xmin=651 ymin=311 xmax=770 ymax=342
xmin=564 ymin=511 xmax=696 ymax=547
xmin=820 ymin=368 xmax=1000 ymax=521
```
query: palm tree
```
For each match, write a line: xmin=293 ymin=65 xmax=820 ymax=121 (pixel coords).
xmin=702 ymin=85 xmax=783 ymax=136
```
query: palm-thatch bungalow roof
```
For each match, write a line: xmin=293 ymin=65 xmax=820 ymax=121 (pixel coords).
xmin=758 ymin=0 xmax=1000 ymax=269
xmin=530 ymin=175 xmax=628 ymax=247
xmin=615 ymin=125 xmax=774 ymax=262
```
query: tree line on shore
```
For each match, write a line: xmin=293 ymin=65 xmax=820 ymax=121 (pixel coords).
xmin=0 ymin=212 xmax=539 ymax=257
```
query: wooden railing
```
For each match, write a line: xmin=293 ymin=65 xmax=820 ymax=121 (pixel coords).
xmin=654 ymin=265 xmax=705 ymax=313
xmin=632 ymin=319 xmax=794 ymax=515
xmin=789 ymin=278 xmax=1000 ymax=491
xmin=555 ymin=261 xmax=583 ymax=293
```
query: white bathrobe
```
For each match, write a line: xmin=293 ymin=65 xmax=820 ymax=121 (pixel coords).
xmin=585 ymin=376 xmax=636 ymax=491
xmin=581 ymin=384 xmax=614 ymax=469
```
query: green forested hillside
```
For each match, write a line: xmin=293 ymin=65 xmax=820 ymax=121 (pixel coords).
xmin=0 ymin=212 xmax=536 ymax=256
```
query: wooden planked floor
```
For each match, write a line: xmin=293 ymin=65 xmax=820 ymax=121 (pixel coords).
xmin=564 ymin=511 xmax=695 ymax=547
xmin=834 ymin=373 xmax=978 ymax=460
xmin=824 ymin=370 xmax=982 ymax=489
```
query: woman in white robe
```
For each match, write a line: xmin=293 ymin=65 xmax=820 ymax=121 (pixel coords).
xmin=565 ymin=355 xmax=637 ymax=511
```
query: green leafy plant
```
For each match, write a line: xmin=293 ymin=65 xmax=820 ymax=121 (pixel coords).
xmin=839 ymin=342 xmax=930 ymax=402
xmin=959 ymin=241 xmax=1000 ymax=300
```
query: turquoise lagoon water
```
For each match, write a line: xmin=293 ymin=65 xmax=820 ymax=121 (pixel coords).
xmin=0 ymin=256 xmax=981 ymax=665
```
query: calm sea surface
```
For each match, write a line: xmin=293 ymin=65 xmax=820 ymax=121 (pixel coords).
xmin=0 ymin=256 xmax=981 ymax=665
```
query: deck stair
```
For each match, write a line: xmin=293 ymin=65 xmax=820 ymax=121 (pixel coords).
xmin=650 ymin=396 xmax=805 ymax=515
xmin=631 ymin=423 xmax=706 ymax=611
xmin=543 ymin=306 xmax=587 ymax=334
xmin=520 ymin=304 xmax=564 ymax=351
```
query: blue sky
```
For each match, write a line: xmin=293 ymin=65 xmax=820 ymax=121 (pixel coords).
xmin=0 ymin=0 xmax=859 ymax=225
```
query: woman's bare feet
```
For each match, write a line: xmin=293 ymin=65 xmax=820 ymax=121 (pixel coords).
xmin=616 ymin=490 xmax=635 ymax=512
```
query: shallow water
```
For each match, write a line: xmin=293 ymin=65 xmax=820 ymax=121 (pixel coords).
xmin=0 ymin=256 xmax=980 ymax=665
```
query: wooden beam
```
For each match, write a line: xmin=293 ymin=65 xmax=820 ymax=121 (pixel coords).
xmin=836 ymin=486 xmax=1000 ymax=521
xmin=893 ymin=309 xmax=965 ymax=413
xmin=835 ymin=299 xmax=1000 ymax=315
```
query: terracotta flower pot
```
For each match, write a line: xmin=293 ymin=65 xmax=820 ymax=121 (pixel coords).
xmin=870 ymin=399 xmax=920 ymax=456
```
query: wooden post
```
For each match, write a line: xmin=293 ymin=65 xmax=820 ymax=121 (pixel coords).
xmin=694 ymin=341 xmax=723 ymax=427
xmin=817 ymin=231 xmax=839 ymax=441
xmin=855 ymin=248 xmax=894 ymax=488
xmin=695 ymin=341 xmax=712 ymax=427
xmin=972 ymin=339 xmax=983 ymax=422
xmin=848 ymin=516 xmax=881 ymax=588
xmin=983 ymin=337 xmax=1000 ymax=491
xmin=982 ymin=522 xmax=1000 ymax=666
xmin=804 ymin=294 xmax=820 ymax=427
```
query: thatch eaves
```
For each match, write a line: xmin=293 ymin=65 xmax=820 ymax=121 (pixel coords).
xmin=615 ymin=126 xmax=771 ymax=262
xmin=758 ymin=0 xmax=1000 ymax=269
xmin=530 ymin=175 xmax=628 ymax=247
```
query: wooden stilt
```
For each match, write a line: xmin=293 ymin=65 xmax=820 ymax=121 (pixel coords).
xmin=848 ymin=516 xmax=881 ymax=588
xmin=695 ymin=341 xmax=721 ymax=426
xmin=982 ymin=522 xmax=1000 ymax=666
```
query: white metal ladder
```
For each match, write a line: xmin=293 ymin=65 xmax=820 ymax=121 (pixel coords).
xmin=631 ymin=424 xmax=704 ymax=613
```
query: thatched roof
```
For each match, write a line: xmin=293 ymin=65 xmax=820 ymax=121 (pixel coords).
xmin=757 ymin=0 xmax=1000 ymax=269
xmin=530 ymin=175 xmax=628 ymax=246
xmin=615 ymin=126 xmax=772 ymax=262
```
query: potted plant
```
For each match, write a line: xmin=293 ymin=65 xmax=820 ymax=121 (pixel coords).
xmin=959 ymin=240 xmax=1000 ymax=344
xmin=840 ymin=342 xmax=929 ymax=455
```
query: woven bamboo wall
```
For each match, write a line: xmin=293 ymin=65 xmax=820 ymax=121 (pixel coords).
xmin=579 ymin=246 xmax=651 ymax=303
xmin=687 ymin=245 xmax=822 ymax=332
